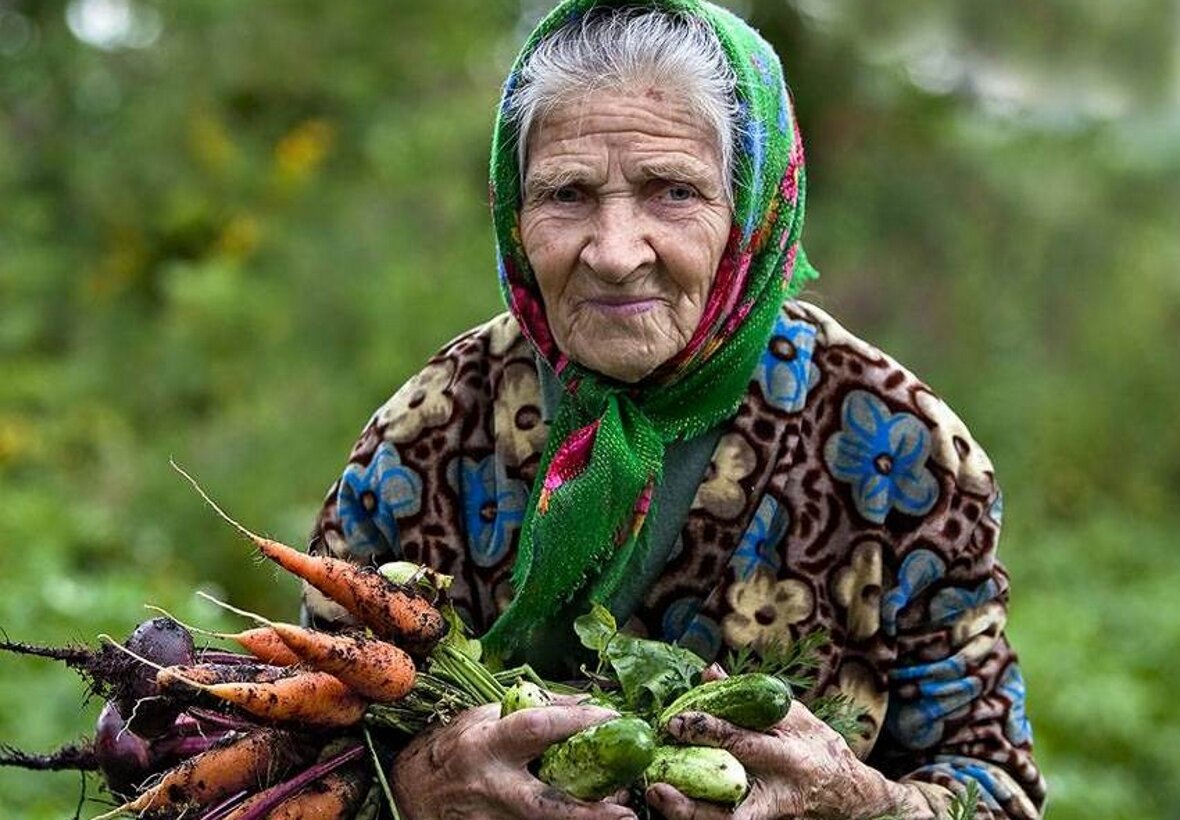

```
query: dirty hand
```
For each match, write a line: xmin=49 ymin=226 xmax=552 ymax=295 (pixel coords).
xmin=392 ymin=700 xmax=637 ymax=820
xmin=647 ymin=670 xmax=931 ymax=820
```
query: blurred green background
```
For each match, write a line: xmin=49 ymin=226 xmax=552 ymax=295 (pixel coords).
xmin=1 ymin=0 xmax=1177 ymax=817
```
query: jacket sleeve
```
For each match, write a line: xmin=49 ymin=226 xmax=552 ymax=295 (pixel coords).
xmin=867 ymin=479 xmax=1047 ymax=819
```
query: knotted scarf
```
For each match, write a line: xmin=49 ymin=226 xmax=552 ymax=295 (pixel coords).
xmin=482 ymin=0 xmax=818 ymax=660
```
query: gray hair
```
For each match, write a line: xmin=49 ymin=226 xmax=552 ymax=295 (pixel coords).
xmin=508 ymin=7 xmax=740 ymax=199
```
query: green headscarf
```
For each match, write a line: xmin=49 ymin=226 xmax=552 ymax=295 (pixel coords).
xmin=483 ymin=0 xmax=817 ymax=661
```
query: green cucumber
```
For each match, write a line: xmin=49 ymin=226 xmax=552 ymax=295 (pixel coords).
xmin=657 ymin=673 xmax=792 ymax=732
xmin=644 ymin=745 xmax=748 ymax=805
xmin=500 ymin=679 xmax=553 ymax=717
xmin=537 ymin=716 xmax=656 ymax=800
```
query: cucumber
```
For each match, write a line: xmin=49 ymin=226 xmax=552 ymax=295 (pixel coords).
xmin=644 ymin=745 xmax=748 ymax=805
xmin=657 ymin=673 xmax=792 ymax=732
xmin=500 ymin=679 xmax=553 ymax=717
xmin=537 ymin=716 xmax=656 ymax=800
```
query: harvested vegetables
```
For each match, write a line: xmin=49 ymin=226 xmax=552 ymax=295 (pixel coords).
xmin=174 ymin=462 xmax=448 ymax=652
xmin=0 ymin=474 xmax=962 ymax=820
xmin=656 ymin=672 xmax=793 ymax=732
xmin=0 ymin=472 xmax=460 ymax=818
xmin=536 ymin=716 xmax=656 ymax=801
xmin=644 ymin=746 xmax=748 ymax=805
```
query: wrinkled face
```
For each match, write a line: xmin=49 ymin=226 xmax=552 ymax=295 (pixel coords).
xmin=519 ymin=88 xmax=732 ymax=383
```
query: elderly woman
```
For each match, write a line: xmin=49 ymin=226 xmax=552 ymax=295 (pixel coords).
xmin=304 ymin=1 xmax=1045 ymax=818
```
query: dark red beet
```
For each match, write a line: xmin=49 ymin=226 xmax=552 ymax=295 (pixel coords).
xmin=123 ymin=617 xmax=195 ymax=701
xmin=94 ymin=702 xmax=152 ymax=798
xmin=117 ymin=617 xmax=195 ymax=737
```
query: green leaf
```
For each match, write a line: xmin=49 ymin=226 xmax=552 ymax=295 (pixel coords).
xmin=439 ymin=604 xmax=482 ymax=661
xmin=948 ymin=780 xmax=981 ymax=820
xmin=573 ymin=603 xmax=617 ymax=653
xmin=572 ymin=604 xmax=706 ymax=715
xmin=604 ymin=633 xmax=705 ymax=714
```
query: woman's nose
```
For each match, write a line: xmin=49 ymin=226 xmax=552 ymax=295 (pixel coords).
xmin=579 ymin=199 xmax=655 ymax=282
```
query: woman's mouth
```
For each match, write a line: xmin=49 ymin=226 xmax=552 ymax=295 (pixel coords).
xmin=585 ymin=297 xmax=661 ymax=317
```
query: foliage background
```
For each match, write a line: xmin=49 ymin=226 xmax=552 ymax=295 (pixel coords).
xmin=1 ymin=0 xmax=1177 ymax=817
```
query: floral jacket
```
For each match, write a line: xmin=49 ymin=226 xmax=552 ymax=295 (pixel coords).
xmin=305 ymin=299 xmax=1046 ymax=819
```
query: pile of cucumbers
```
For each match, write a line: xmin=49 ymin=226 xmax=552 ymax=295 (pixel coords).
xmin=502 ymin=672 xmax=792 ymax=805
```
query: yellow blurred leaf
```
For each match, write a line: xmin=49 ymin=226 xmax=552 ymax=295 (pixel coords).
xmin=273 ymin=118 xmax=335 ymax=187
xmin=214 ymin=213 xmax=263 ymax=260
xmin=189 ymin=109 xmax=239 ymax=174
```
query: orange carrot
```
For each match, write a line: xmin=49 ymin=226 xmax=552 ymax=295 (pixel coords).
xmin=156 ymin=661 xmax=290 ymax=693
xmin=220 ymin=626 xmax=302 ymax=666
xmin=201 ymin=671 xmax=369 ymax=727
xmin=263 ymin=766 xmax=369 ymax=819
xmin=91 ymin=728 xmax=312 ymax=819
xmin=222 ymin=763 xmax=368 ymax=820
xmin=196 ymin=593 xmax=416 ymax=703
xmin=173 ymin=462 xmax=448 ymax=651
xmin=102 ymin=636 xmax=368 ymax=729
xmin=267 ymin=625 xmax=414 ymax=703
xmin=144 ymin=606 xmax=302 ymax=666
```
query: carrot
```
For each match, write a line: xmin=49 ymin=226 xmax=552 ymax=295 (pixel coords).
xmin=224 ymin=766 xmax=368 ymax=820
xmin=156 ymin=660 xmax=290 ymax=693
xmin=198 ymin=592 xmax=416 ymax=703
xmin=90 ymin=727 xmax=312 ymax=819
xmin=218 ymin=744 xmax=366 ymax=820
xmin=102 ymin=635 xmax=369 ymax=728
xmin=215 ymin=627 xmax=301 ymax=666
xmin=196 ymin=672 xmax=369 ymax=727
xmin=145 ymin=604 xmax=302 ymax=666
xmin=273 ymin=627 xmax=415 ymax=703
xmin=262 ymin=765 xmax=369 ymax=819
xmin=172 ymin=461 xmax=448 ymax=651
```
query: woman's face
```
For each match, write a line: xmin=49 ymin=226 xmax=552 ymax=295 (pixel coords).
xmin=519 ymin=88 xmax=732 ymax=383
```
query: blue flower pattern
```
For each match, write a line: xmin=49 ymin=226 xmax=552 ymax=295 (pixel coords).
xmin=730 ymin=494 xmax=788 ymax=580
xmin=881 ymin=549 xmax=946 ymax=636
xmin=739 ymin=101 xmax=766 ymax=241
xmin=989 ymin=488 xmax=1004 ymax=524
xmin=910 ymin=755 xmax=1027 ymax=812
xmin=887 ymin=652 xmax=982 ymax=750
xmin=755 ymin=315 xmax=819 ymax=413
xmin=929 ymin=578 xmax=1000 ymax=627
xmin=998 ymin=662 xmax=1032 ymax=745
xmin=337 ymin=442 xmax=423 ymax=558
xmin=824 ymin=390 xmax=939 ymax=524
xmin=452 ymin=454 xmax=528 ymax=568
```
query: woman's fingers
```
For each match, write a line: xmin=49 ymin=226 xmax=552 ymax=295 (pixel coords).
xmin=663 ymin=712 xmax=779 ymax=770
xmin=646 ymin=783 xmax=733 ymax=820
xmin=528 ymin=783 xmax=637 ymax=819
xmin=602 ymin=787 xmax=633 ymax=805
xmin=493 ymin=702 xmax=619 ymax=765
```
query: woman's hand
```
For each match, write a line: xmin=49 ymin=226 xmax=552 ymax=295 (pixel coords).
xmin=392 ymin=700 xmax=637 ymax=820
xmin=646 ymin=698 xmax=931 ymax=820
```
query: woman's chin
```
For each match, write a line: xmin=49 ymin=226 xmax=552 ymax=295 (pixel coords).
xmin=568 ymin=346 xmax=669 ymax=384
xmin=560 ymin=312 xmax=691 ymax=382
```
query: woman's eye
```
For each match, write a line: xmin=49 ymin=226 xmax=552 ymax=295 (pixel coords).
xmin=663 ymin=183 xmax=698 ymax=202
xmin=552 ymin=186 xmax=582 ymax=204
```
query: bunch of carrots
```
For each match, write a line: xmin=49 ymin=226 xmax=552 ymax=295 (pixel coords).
xmin=0 ymin=467 xmax=529 ymax=819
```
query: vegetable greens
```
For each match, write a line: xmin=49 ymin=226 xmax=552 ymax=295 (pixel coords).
xmin=573 ymin=604 xmax=706 ymax=716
